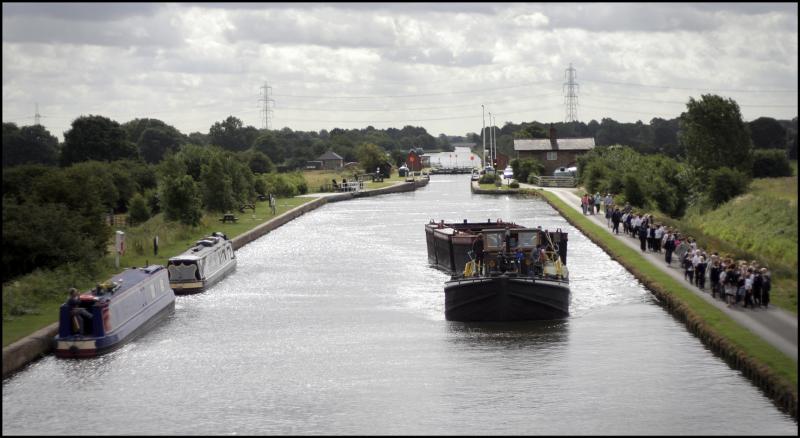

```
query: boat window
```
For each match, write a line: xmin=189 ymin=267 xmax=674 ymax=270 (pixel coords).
xmin=484 ymin=231 xmax=504 ymax=251
xmin=167 ymin=260 xmax=201 ymax=281
xmin=517 ymin=231 xmax=538 ymax=249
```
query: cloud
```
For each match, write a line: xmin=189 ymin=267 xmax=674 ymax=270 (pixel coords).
xmin=1 ymin=3 xmax=797 ymax=139
xmin=224 ymin=8 xmax=396 ymax=48
xmin=2 ymin=4 xmax=183 ymax=47
xmin=2 ymin=3 xmax=162 ymax=21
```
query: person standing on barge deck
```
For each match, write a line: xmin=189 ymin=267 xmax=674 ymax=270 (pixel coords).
xmin=472 ymin=234 xmax=485 ymax=275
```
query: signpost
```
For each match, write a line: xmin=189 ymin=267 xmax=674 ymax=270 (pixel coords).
xmin=115 ymin=231 xmax=125 ymax=268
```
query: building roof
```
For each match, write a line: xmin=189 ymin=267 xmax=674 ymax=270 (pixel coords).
xmin=514 ymin=138 xmax=596 ymax=151
xmin=317 ymin=150 xmax=344 ymax=161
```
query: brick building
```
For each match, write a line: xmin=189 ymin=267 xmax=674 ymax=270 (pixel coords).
xmin=513 ymin=126 xmax=595 ymax=176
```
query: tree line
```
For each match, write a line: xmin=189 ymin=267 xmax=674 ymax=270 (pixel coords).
xmin=480 ymin=114 xmax=797 ymax=162
xmin=1 ymin=115 xmax=453 ymax=281
xmin=576 ymin=95 xmax=795 ymax=220
xmin=2 ymin=101 xmax=796 ymax=281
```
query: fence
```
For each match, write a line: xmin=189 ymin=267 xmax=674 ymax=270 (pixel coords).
xmin=105 ymin=214 xmax=128 ymax=228
xmin=531 ymin=175 xmax=576 ymax=188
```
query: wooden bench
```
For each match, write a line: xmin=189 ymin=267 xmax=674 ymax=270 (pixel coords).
xmin=219 ymin=214 xmax=238 ymax=223
xmin=239 ymin=203 xmax=256 ymax=213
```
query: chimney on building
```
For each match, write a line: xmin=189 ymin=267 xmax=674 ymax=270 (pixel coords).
xmin=549 ymin=124 xmax=558 ymax=150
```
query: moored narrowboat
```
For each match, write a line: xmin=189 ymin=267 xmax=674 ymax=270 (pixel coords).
xmin=54 ymin=265 xmax=175 ymax=358
xmin=426 ymin=219 xmax=570 ymax=322
xmin=167 ymin=232 xmax=237 ymax=295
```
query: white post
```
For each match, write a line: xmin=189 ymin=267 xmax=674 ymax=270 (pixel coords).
xmin=491 ymin=114 xmax=497 ymax=168
xmin=481 ymin=105 xmax=486 ymax=168
xmin=488 ymin=111 xmax=493 ymax=169
xmin=115 ymin=231 xmax=125 ymax=269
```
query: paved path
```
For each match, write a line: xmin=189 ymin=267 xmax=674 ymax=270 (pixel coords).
xmin=528 ymin=184 xmax=797 ymax=362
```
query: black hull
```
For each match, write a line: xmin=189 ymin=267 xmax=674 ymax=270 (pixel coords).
xmin=444 ymin=275 xmax=569 ymax=322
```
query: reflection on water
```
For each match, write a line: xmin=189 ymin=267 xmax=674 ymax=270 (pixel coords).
xmin=447 ymin=320 xmax=570 ymax=349
xmin=2 ymin=175 xmax=796 ymax=435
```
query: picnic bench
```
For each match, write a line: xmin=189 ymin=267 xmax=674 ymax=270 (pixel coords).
xmin=219 ymin=213 xmax=238 ymax=223
xmin=239 ymin=203 xmax=256 ymax=213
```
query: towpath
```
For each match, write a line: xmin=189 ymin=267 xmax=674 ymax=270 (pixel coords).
xmin=528 ymin=184 xmax=797 ymax=362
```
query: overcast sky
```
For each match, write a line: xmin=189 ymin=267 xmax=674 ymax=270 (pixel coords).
xmin=3 ymin=2 xmax=798 ymax=141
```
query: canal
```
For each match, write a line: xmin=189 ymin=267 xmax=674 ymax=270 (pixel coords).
xmin=2 ymin=175 xmax=796 ymax=434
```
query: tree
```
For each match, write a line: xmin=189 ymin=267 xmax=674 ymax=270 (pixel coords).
xmin=3 ymin=200 xmax=102 ymax=279
xmin=2 ymin=163 xmax=53 ymax=203
xmin=253 ymin=131 xmax=284 ymax=164
xmin=243 ymin=149 xmax=275 ymax=174
xmin=707 ymin=167 xmax=749 ymax=207
xmin=2 ymin=123 xmax=60 ymax=167
xmin=200 ymin=155 xmax=235 ymax=212
xmin=209 ymin=116 xmax=252 ymax=152
xmin=623 ymin=174 xmax=646 ymax=208
xmin=510 ymin=158 xmax=544 ymax=182
xmin=188 ymin=131 xmax=210 ymax=146
xmin=752 ymin=149 xmax=792 ymax=178
xmin=61 ymin=115 xmax=138 ymax=166
xmin=127 ymin=192 xmax=150 ymax=225
xmin=162 ymin=174 xmax=202 ymax=226
xmin=749 ymin=117 xmax=787 ymax=150
xmin=679 ymin=95 xmax=753 ymax=175
xmin=137 ymin=126 xmax=184 ymax=164
xmin=649 ymin=117 xmax=680 ymax=157
xmin=437 ymin=134 xmax=453 ymax=152
xmin=355 ymin=142 xmax=387 ymax=173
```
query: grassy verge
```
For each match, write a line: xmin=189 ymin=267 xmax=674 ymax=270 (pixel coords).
xmin=2 ymin=195 xmax=317 ymax=347
xmin=538 ymin=189 xmax=796 ymax=390
xmin=651 ymin=176 xmax=797 ymax=315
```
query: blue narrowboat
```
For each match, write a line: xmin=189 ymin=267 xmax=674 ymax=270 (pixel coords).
xmin=53 ymin=265 xmax=175 ymax=358
xmin=167 ymin=232 xmax=237 ymax=295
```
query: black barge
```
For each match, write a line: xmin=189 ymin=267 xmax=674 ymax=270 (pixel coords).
xmin=425 ymin=219 xmax=570 ymax=322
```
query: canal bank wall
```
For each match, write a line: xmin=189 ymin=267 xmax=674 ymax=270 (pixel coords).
xmin=2 ymin=179 xmax=429 ymax=380
xmin=470 ymin=181 xmax=520 ymax=195
xmin=534 ymin=188 xmax=798 ymax=420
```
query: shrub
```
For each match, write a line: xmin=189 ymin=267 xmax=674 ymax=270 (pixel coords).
xmin=583 ymin=162 xmax=607 ymax=194
xmin=623 ymin=174 xmax=646 ymax=208
xmin=127 ymin=192 xmax=150 ymax=225
xmin=510 ymin=158 xmax=544 ymax=181
xmin=479 ymin=173 xmax=498 ymax=184
xmin=508 ymin=180 xmax=520 ymax=188
xmin=707 ymin=167 xmax=750 ymax=207
xmin=752 ymin=149 xmax=792 ymax=178
xmin=260 ymin=172 xmax=307 ymax=198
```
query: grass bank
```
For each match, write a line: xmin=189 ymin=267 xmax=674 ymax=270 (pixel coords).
xmin=302 ymin=169 xmax=406 ymax=193
xmin=537 ymin=188 xmax=797 ymax=416
xmin=649 ymin=175 xmax=797 ymax=315
xmin=2 ymin=195 xmax=317 ymax=347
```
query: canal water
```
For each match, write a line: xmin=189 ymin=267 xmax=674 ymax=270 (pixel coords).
xmin=2 ymin=175 xmax=796 ymax=435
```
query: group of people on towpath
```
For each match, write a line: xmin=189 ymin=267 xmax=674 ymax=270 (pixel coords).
xmin=581 ymin=192 xmax=773 ymax=311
